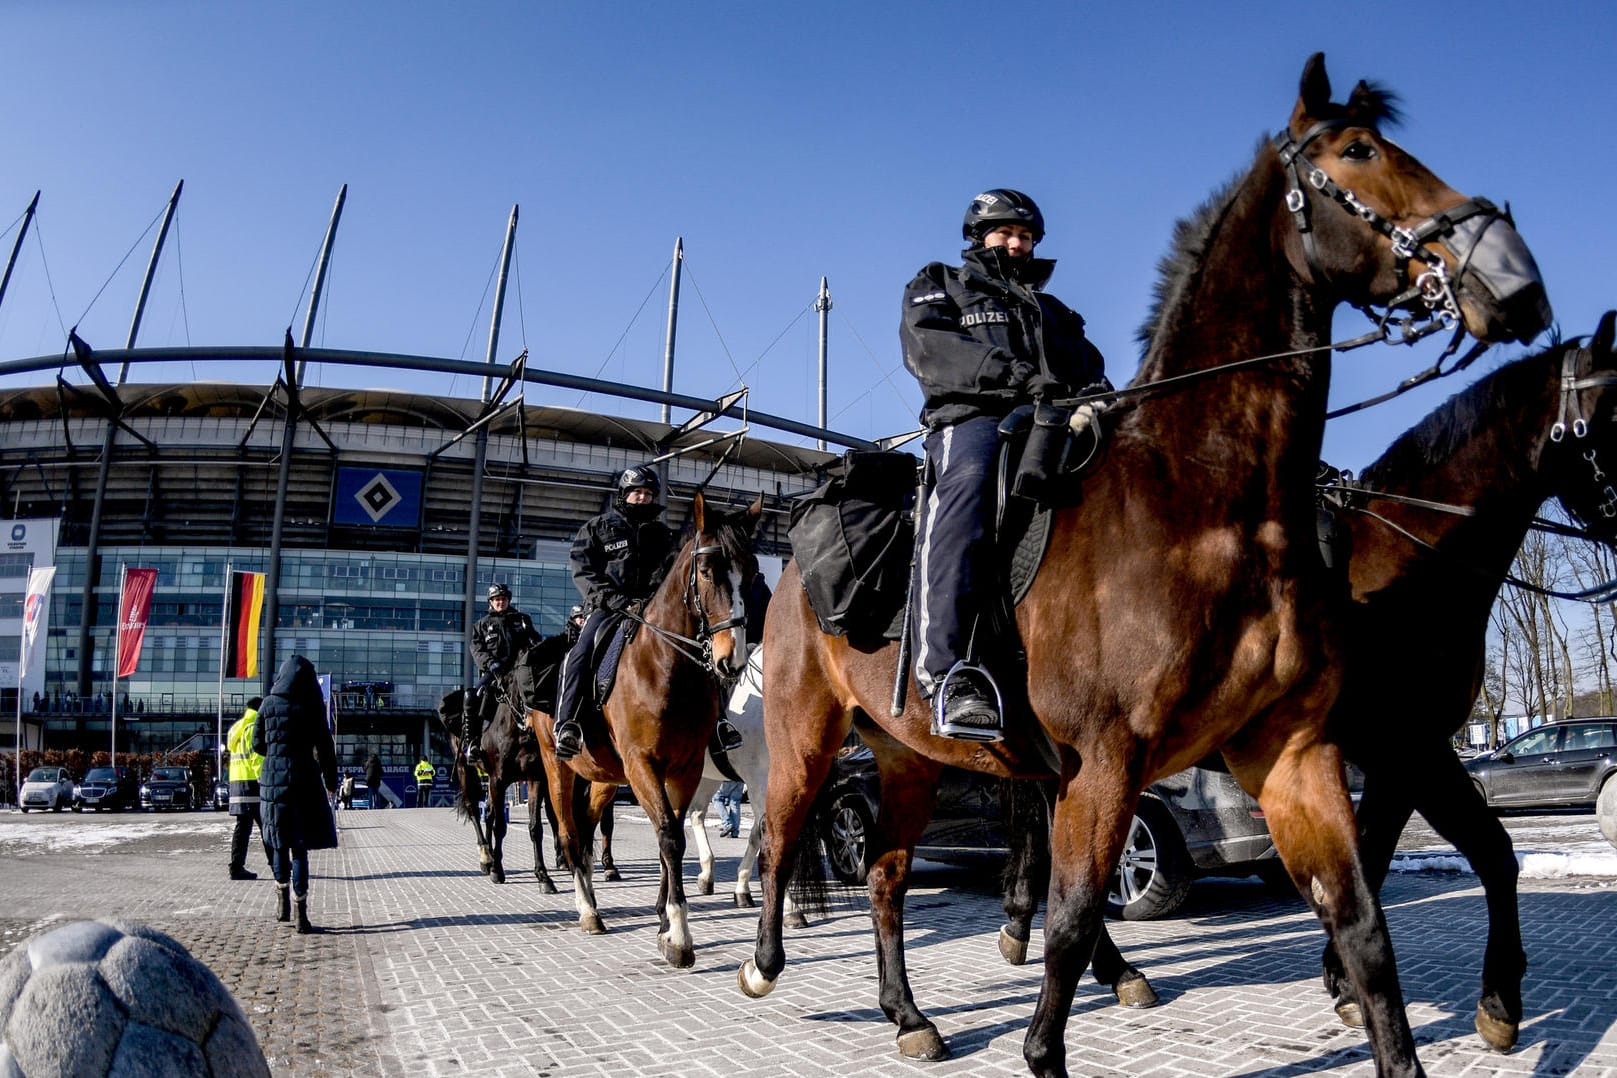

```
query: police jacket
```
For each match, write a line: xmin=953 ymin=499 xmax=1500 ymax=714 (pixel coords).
xmin=570 ymin=508 xmax=676 ymax=614
xmin=901 ymin=245 xmax=1106 ymax=429
xmin=252 ymin=655 xmax=339 ymax=852
xmin=470 ymin=607 xmax=542 ymax=675
xmin=226 ymin=706 xmax=263 ymax=817
xmin=415 ymin=759 xmax=435 ymax=784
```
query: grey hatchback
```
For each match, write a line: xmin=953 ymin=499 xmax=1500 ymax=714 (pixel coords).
xmin=1465 ymin=717 xmax=1617 ymax=810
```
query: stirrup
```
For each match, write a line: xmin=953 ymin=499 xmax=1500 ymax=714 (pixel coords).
xmin=931 ymin=662 xmax=1005 ymax=744
xmin=715 ymin=719 xmax=744 ymax=752
xmin=554 ymin=720 xmax=584 ymax=760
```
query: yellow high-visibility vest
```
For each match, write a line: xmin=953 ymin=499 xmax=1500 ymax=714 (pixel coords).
xmin=414 ymin=760 xmax=435 ymax=783
xmin=226 ymin=709 xmax=263 ymax=783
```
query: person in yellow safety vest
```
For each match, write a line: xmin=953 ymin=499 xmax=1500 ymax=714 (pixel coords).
xmin=226 ymin=697 xmax=273 ymax=880
xmin=414 ymin=756 xmax=436 ymax=808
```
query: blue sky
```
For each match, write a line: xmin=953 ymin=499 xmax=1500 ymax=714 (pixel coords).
xmin=2 ymin=2 xmax=1613 ymax=470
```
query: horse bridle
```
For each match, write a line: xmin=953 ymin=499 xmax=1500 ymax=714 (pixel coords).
xmin=1274 ymin=119 xmax=1510 ymax=347
xmin=621 ymin=542 xmax=747 ymax=675
xmin=1321 ymin=338 xmax=1617 ymax=601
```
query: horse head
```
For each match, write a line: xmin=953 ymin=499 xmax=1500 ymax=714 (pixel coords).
xmin=1546 ymin=311 xmax=1617 ymax=544
xmin=681 ymin=490 xmax=764 ymax=680
xmin=1277 ymin=52 xmax=1550 ymax=347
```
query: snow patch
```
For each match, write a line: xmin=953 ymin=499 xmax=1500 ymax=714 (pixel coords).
xmin=0 ymin=818 xmax=222 ymax=852
xmin=1390 ymin=842 xmax=1617 ymax=878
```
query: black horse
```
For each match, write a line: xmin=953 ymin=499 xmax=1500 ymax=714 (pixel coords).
xmin=438 ymin=636 xmax=620 ymax=889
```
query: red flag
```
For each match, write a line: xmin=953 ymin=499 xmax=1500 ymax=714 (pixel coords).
xmin=116 ymin=567 xmax=159 ymax=678
xmin=224 ymin=571 xmax=265 ymax=678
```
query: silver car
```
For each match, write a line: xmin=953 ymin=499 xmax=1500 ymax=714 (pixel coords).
xmin=19 ymin=766 xmax=75 ymax=812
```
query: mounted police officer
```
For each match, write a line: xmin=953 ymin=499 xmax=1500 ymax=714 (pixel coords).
xmin=565 ymin=603 xmax=586 ymax=645
xmin=901 ymin=189 xmax=1108 ymax=741
xmin=553 ymin=465 xmax=747 ymax=760
xmin=465 ymin=582 xmax=542 ymax=763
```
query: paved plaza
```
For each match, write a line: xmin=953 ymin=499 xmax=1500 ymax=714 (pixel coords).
xmin=1 ymin=803 xmax=1613 ymax=1077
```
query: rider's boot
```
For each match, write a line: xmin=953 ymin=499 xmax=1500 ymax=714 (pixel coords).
xmin=932 ymin=668 xmax=1004 ymax=743
xmin=553 ymin=714 xmax=584 ymax=761
xmin=463 ymin=698 xmax=482 ymax=764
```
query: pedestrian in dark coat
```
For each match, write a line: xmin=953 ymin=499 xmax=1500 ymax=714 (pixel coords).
xmin=252 ymin=654 xmax=338 ymax=933
xmin=365 ymin=753 xmax=384 ymax=809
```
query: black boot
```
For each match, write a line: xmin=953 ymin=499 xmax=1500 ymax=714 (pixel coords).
xmin=229 ymin=865 xmax=257 ymax=881
xmin=553 ymin=718 xmax=584 ymax=760
xmin=933 ymin=670 xmax=1004 ymax=743
xmin=295 ymin=897 xmax=316 ymax=934
xmin=276 ymin=885 xmax=291 ymax=923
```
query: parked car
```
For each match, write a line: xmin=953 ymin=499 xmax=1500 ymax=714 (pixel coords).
xmin=140 ymin=766 xmax=195 ymax=811
xmin=1465 ymin=717 xmax=1617 ymax=809
xmin=19 ymin=766 xmax=74 ymax=812
xmin=74 ymin=767 xmax=139 ymax=812
xmin=821 ymin=745 xmax=1289 ymax=920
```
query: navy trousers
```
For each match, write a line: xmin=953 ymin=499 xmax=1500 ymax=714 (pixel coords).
xmin=557 ymin=607 xmax=613 ymax=729
xmin=913 ymin=415 xmax=1001 ymax=698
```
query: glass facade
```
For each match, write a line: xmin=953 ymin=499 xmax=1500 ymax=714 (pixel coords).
xmin=35 ymin=546 xmax=573 ymax=715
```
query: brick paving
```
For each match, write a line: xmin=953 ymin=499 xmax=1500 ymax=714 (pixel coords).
xmin=1 ymin=805 xmax=1613 ymax=1076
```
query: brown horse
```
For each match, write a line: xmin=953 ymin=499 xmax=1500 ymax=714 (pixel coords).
xmin=1320 ymin=310 xmax=1617 ymax=1047
xmin=739 ymin=53 xmax=1550 ymax=1078
xmin=530 ymin=490 xmax=761 ymax=966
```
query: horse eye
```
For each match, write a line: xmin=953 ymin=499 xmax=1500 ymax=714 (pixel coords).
xmin=1341 ymin=140 xmax=1378 ymax=162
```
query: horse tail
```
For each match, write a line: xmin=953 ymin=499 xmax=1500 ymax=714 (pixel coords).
xmin=783 ymin=779 xmax=839 ymax=920
xmin=455 ymin=761 xmax=483 ymax=824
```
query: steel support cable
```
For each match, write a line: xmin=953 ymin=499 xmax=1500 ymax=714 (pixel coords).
xmin=72 ymin=200 xmax=167 ymax=331
xmin=828 ymin=308 xmax=913 ymax=426
xmin=572 ymin=263 xmax=670 ymax=408
xmin=680 ymin=263 xmax=744 ymax=385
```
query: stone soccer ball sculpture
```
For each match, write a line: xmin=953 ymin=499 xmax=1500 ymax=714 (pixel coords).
xmin=0 ymin=919 xmax=268 ymax=1077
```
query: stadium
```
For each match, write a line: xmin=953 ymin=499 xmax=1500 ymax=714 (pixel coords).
xmin=0 ymin=337 xmax=873 ymax=790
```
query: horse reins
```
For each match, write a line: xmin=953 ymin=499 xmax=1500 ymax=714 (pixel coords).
xmin=617 ymin=543 xmax=746 ymax=675
xmin=1321 ymin=340 xmax=1617 ymax=602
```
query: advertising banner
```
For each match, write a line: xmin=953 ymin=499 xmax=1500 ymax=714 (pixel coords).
xmin=19 ymin=565 xmax=57 ymax=677
xmin=116 ymin=567 xmax=159 ymax=679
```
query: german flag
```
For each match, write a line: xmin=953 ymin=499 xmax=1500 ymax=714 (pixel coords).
xmin=225 ymin=571 xmax=265 ymax=679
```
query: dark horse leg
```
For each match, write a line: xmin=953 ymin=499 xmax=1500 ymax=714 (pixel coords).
xmin=598 ymin=792 xmax=621 ymax=881
xmin=1327 ymin=748 xmax=1523 ymax=1050
xmin=452 ymin=744 xmax=493 ymax=876
xmin=485 ymin=775 xmax=509 ymax=884
xmin=525 ymin=777 xmax=558 ymax=894
xmin=999 ymin=779 xmax=1157 ymax=1008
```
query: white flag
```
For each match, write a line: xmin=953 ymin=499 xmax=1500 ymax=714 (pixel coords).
xmin=20 ymin=566 xmax=57 ymax=677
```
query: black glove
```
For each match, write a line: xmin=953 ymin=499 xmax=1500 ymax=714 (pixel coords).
xmin=488 ymin=661 xmax=504 ymax=675
xmin=1006 ymin=359 xmax=1037 ymax=389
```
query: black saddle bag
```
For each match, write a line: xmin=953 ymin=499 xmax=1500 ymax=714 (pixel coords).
xmin=788 ymin=450 xmax=918 ymax=639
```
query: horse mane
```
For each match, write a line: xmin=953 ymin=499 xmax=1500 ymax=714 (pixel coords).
xmin=1358 ymin=340 xmax=1564 ymax=487
xmin=1135 ymin=164 xmax=1249 ymax=358
xmin=680 ymin=500 xmax=757 ymax=566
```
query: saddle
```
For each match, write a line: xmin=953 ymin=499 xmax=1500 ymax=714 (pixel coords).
xmin=585 ymin=610 xmax=643 ymax=712
xmin=789 ymin=406 xmax=1105 ymax=647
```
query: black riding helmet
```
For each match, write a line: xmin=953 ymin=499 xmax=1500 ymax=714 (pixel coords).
xmin=962 ymin=189 xmax=1045 ymax=245
xmin=614 ymin=465 xmax=663 ymax=518
xmin=487 ymin=582 xmax=511 ymax=604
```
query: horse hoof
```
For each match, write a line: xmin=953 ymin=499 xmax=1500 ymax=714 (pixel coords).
xmin=699 ymin=878 xmax=714 ymax=896
xmin=998 ymin=925 xmax=1028 ymax=966
xmin=734 ymin=891 xmax=755 ymax=909
xmin=478 ymin=862 xmax=492 ymax=876
xmin=737 ymin=959 xmax=775 ymax=999
xmin=1114 ymin=971 xmax=1159 ymax=1009
xmin=491 ymin=868 xmax=505 ymax=885
xmin=539 ymin=878 xmax=558 ymax=895
xmin=784 ymin=911 xmax=809 ymax=930
xmin=658 ymin=933 xmax=696 ymax=969
xmin=603 ymin=867 xmax=622 ymax=882
xmin=1475 ymin=1004 xmax=1519 ymax=1052
xmin=896 ymin=1024 xmax=949 ymax=1061
xmin=1334 ymin=1000 xmax=1366 ymax=1029
xmin=580 ymin=912 xmax=607 ymax=935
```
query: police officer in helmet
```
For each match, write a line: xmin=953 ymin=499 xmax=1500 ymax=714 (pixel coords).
xmin=901 ymin=188 xmax=1107 ymax=742
xmin=565 ymin=604 xmax=586 ymax=645
xmin=553 ymin=465 xmax=746 ymax=760
xmin=466 ymin=582 xmax=542 ymax=763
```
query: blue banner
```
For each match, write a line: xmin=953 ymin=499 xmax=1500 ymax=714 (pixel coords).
xmin=333 ymin=467 xmax=423 ymax=528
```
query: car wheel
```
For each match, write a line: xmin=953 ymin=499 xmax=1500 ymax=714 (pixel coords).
xmin=823 ymin=789 xmax=874 ymax=886
xmin=1106 ymin=798 xmax=1194 ymax=921
xmin=1472 ymin=778 xmax=1490 ymax=807
xmin=19 ymin=807 xmax=28 ymax=814
xmin=1597 ymin=774 xmax=1617 ymax=851
xmin=52 ymin=795 xmax=64 ymax=812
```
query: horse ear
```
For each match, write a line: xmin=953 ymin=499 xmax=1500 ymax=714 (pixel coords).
xmin=1595 ymin=310 xmax=1617 ymax=362
xmin=692 ymin=490 xmax=707 ymax=533
xmin=745 ymin=493 xmax=764 ymax=531
xmin=1296 ymin=52 xmax=1332 ymax=124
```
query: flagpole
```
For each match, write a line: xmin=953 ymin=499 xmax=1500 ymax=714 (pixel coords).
xmin=111 ymin=562 xmax=125 ymax=768
xmin=13 ymin=662 xmax=21 ymax=809
xmin=217 ymin=562 xmax=231 ymax=786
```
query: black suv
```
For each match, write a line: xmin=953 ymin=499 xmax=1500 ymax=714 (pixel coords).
xmin=822 ymin=746 xmax=1290 ymax=921
xmin=141 ymin=766 xmax=195 ymax=811
xmin=1466 ymin=717 xmax=1617 ymax=810
xmin=73 ymin=766 xmax=139 ymax=812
